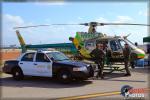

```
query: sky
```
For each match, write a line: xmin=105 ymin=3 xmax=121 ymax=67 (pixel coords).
xmin=2 ymin=1 xmax=149 ymax=46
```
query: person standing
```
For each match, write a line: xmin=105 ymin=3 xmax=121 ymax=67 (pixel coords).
xmin=123 ymin=43 xmax=131 ymax=76
xmin=90 ymin=43 xmax=105 ymax=79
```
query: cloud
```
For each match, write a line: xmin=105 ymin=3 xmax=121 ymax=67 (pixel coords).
xmin=95 ymin=17 xmax=108 ymax=22
xmin=93 ymin=17 xmax=112 ymax=34
xmin=138 ymin=10 xmax=148 ymax=16
xmin=94 ymin=16 xmax=133 ymax=35
xmin=95 ymin=16 xmax=133 ymax=23
xmin=2 ymin=14 xmax=147 ymax=46
xmin=2 ymin=14 xmax=36 ymax=46
xmin=3 ymin=14 xmax=24 ymax=26
xmin=3 ymin=14 xmax=34 ymax=28
xmin=93 ymin=16 xmax=147 ymax=44
xmin=2 ymin=14 xmax=24 ymax=46
xmin=77 ymin=17 xmax=83 ymax=20
xmin=114 ymin=16 xmax=133 ymax=23
xmin=2 ymin=14 xmax=75 ymax=46
xmin=138 ymin=11 xmax=143 ymax=15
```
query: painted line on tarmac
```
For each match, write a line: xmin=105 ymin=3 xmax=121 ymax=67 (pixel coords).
xmin=58 ymin=91 xmax=121 ymax=100
xmin=57 ymin=88 xmax=150 ymax=100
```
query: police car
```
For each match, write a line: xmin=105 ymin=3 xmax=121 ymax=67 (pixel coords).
xmin=3 ymin=50 xmax=94 ymax=83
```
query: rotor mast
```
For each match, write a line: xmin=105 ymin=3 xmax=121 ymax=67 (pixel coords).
xmin=86 ymin=22 xmax=104 ymax=33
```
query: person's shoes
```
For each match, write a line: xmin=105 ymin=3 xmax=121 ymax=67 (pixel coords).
xmin=96 ymin=75 xmax=99 ymax=79
xmin=124 ymin=74 xmax=131 ymax=76
xmin=101 ymin=76 xmax=104 ymax=79
xmin=131 ymin=66 xmax=135 ymax=69
xmin=100 ymin=75 xmax=104 ymax=79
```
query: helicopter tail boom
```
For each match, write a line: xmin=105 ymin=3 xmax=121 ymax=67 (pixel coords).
xmin=16 ymin=30 xmax=27 ymax=53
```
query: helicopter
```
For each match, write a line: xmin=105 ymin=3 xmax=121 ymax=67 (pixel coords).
xmin=14 ymin=22 xmax=149 ymax=68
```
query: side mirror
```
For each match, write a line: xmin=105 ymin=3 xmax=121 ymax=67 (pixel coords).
xmin=50 ymin=57 xmax=54 ymax=61
xmin=46 ymin=59 xmax=51 ymax=62
xmin=43 ymin=59 xmax=51 ymax=62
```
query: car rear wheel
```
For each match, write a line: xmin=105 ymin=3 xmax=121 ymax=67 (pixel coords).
xmin=12 ymin=68 xmax=24 ymax=81
xmin=57 ymin=70 xmax=72 ymax=83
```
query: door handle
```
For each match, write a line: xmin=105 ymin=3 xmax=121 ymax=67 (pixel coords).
xmin=34 ymin=63 xmax=37 ymax=65
xmin=20 ymin=63 xmax=23 ymax=64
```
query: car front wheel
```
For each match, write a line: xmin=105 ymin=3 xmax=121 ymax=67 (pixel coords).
xmin=57 ymin=70 xmax=72 ymax=83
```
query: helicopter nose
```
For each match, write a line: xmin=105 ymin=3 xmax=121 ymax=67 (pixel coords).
xmin=136 ymin=49 xmax=145 ymax=59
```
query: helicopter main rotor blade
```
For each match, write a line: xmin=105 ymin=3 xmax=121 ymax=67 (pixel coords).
xmin=52 ymin=24 xmax=79 ymax=25
xmin=13 ymin=22 xmax=150 ymax=29
xmin=52 ymin=23 xmax=90 ymax=26
xmin=13 ymin=24 xmax=80 ymax=29
xmin=13 ymin=25 xmax=51 ymax=29
xmin=98 ymin=23 xmax=150 ymax=26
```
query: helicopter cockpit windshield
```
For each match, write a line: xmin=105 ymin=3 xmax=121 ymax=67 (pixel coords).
xmin=109 ymin=39 xmax=138 ymax=52
xmin=110 ymin=40 xmax=121 ymax=51
xmin=118 ymin=39 xmax=138 ymax=50
xmin=118 ymin=39 xmax=125 ymax=48
xmin=125 ymin=39 xmax=138 ymax=50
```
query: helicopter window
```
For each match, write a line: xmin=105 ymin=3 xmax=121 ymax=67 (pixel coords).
xmin=85 ymin=41 xmax=95 ymax=51
xmin=119 ymin=40 xmax=126 ymax=49
xmin=85 ymin=43 xmax=95 ymax=47
xmin=110 ymin=40 xmax=121 ymax=51
xmin=96 ymin=41 xmax=108 ymax=50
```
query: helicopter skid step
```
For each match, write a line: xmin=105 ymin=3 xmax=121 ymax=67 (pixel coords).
xmin=91 ymin=64 xmax=125 ymax=74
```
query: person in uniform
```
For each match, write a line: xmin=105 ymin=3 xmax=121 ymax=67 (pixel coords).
xmin=90 ymin=43 xmax=105 ymax=79
xmin=123 ymin=43 xmax=131 ymax=76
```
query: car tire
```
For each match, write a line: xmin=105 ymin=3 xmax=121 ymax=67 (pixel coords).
xmin=57 ymin=70 xmax=72 ymax=83
xmin=12 ymin=68 xmax=24 ymax=81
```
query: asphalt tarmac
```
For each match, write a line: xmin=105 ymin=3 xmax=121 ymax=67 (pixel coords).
xmin=0 ymin=67 xmax=149 ymax=100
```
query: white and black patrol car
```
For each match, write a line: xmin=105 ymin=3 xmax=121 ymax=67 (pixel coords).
xmin=3 ymin=50 xmax=94 ymax=83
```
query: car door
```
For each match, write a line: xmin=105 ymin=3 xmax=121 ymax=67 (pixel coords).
xmin=34 ymin=53 xmax=52 ymax=77
xmin=19 ymin=52 xmax=36 ymax=76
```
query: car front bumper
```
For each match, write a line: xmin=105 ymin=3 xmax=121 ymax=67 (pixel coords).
xmin=71 ymin=66 xmax=94 ymax=79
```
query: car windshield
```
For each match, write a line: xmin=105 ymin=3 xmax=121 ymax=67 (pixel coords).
xmin=46 ymin=52 xmax=70 ymax=61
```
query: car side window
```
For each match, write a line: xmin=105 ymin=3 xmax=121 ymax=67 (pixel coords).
xmin=36 ymin=53 xmax=50 ymax=62
xmin=21 ymin=53 xmax=35 ymax=62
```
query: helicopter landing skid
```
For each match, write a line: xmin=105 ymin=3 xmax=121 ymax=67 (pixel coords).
xmin=82 ymin=60 xmax=126 ymax=76
xmin=104 ymin=66 xmax=125 ymax=74
xmin=91 ymin=63 xmax=125 ymax=76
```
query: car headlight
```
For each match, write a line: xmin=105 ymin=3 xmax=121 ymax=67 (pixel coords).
xmin=73 ymin=66 xmax=87 ymax=71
